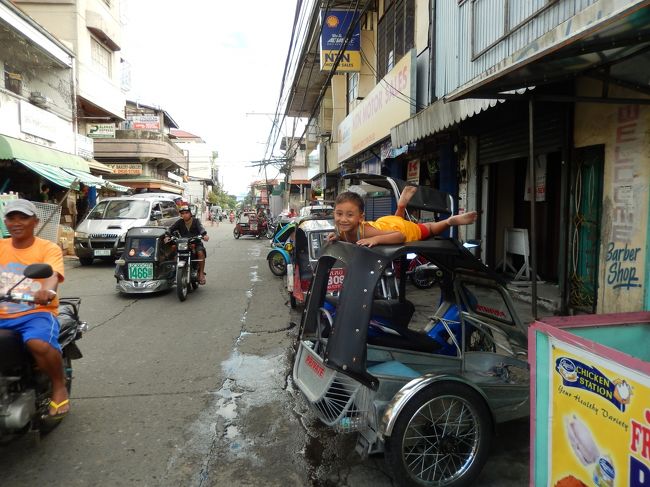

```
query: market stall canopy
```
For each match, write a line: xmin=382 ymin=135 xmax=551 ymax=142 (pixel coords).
xmin=63 ymin=168 xmax=129 ymax=192
xmin=0 ymin=134 xmax=89 ymax=172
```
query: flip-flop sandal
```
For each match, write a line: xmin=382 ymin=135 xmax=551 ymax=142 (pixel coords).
xmin=48 ymin=399 xmax=70 ymax=419
xmin=199 ymin=277 xmax=206 ymax=285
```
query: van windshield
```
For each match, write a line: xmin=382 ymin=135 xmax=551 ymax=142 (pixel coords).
xmin=87 ymin=200 xmax=150 ymax=220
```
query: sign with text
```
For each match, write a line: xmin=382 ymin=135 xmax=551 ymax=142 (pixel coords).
xmin=20 ymin=100 xmax=59 ymax=142
xmin=320 ymin=9 xmax=360 ymax=72
xmin=105 ymin=163 xmax=142 ymax=175
xmin=337 ymin=51 xmax=415 ymax=163
xmin=407 ymin=159 xmax=420 ymax=183
xmin=548 ymin=338 xmax=650 ymax=487
xmin=76 ymin=133 xmax=94 ymax=160
xmin=87 ymin=123 xmax=115 ymax=138
xmin=126 ymin=115 xmax=160 ymax=130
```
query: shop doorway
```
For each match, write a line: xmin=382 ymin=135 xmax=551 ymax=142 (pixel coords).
xmin=568 ymin=145 xmax=604 ymax=313
xmin=482 ymin=152 xmax=562 ymax=282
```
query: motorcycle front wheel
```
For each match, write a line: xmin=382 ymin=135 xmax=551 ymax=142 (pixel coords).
xmin=176 ymin=263 xmax=188 ymax=301
xmin=268 ymin=252 xmax=287 ymax=276
xmin=233 ymin=228 xmax=240 ymax=239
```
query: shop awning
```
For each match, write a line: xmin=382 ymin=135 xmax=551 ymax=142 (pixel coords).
xmin=0 ymin=135 xmax=90 ymax=172
xmin=62 ymin=168 xmax=129 ymax=192
xmin=16 ymin=159 xmax=78 ymax=188
xmin=390 ymin=97 xmax=503 ymax=147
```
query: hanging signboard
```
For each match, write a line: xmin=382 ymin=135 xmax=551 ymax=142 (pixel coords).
xmin=407 ymin=159 xmax=420 ymax=183
xmin=548 ymin=337 xmax=650 ymax=487
xmin=87 ymin=123 xmax=115 ymax=138
xmin=320 ymin=9 xmax=361 ymax=72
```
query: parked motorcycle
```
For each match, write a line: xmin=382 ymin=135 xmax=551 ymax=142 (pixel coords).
xmin=0 ymin=264 xmax=86 ymax=437
xmin=172 ymin=232 xmax=203 ymax=301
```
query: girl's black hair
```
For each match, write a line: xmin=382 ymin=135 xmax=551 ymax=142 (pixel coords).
xmin=335 ymin=191 xmax=364 ymax=213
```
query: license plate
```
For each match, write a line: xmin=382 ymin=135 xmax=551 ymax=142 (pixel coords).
xmin=128 ymin=263 xmax=154 ymax=280
xmin=250 ymin=224 xmax=257 ymax=230
xmin=94 ymin=249 xmax=111 ymax=256
xmin=327 ymin=268 xmax=346 ymax=292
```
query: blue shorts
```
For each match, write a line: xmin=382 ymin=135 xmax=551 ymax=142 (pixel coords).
xmin=0 ymin=312 xmax=61 ymax=352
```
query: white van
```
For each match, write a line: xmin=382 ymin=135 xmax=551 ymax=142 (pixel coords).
xmin=74 ymin=196 xmax=181 ymax=265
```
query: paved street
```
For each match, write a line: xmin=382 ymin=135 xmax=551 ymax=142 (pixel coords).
xmin=0 ymin=221 xmax=529 ymax=486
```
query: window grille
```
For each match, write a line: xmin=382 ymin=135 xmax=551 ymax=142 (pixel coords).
xmin=376 ymin=0 xmax=414 ymax=80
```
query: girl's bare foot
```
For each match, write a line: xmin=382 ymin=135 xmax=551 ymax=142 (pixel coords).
xmin=397 ymin=185 xmax=417 ymax=208
xmin=449 ymin=211 xmax=478 ymax=226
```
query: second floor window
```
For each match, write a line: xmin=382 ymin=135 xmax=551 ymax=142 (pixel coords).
xmin=347 ymin=72 xmax=359 ymax=106
xmin=91 ymin=37 xmax=112 ymax=78
xmin=3 ymin=64 xmax=23 ymax=96
xmin=377 ymin=0 xmax=414 ymax=80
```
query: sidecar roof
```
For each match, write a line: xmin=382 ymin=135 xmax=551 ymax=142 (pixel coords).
xmin=321 ymin=238 xmax=501 ymax=284
xmin=125 ymin=226 xmax=168 ymax=238
xmin=342 ymin=173 xmax=452 ymax=214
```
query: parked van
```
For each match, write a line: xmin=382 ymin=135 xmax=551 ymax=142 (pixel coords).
xmin=74 ymin=196 xmax=181 ymax=265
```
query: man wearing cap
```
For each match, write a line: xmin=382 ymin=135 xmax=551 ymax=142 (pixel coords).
xmin=168 ymin=205 xmax=209 ymax=285
xmin=0 ymin=199 xmax=69 ymax=418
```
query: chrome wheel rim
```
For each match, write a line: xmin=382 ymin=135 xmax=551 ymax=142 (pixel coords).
xmin=401 ymin=395 xmax=480 ymax=485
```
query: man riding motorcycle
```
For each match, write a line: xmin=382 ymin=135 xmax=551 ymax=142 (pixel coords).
xmin=167 ymin=205 xmax=209 ymax=285
xmin=0 ymin=199 xmax=69 ymax=418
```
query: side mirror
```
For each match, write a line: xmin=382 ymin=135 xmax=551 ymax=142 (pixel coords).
xmin=151 ymin=210 xmax=163 ymax=220
xmin=23 ymin=263 xmax=53 ymax=279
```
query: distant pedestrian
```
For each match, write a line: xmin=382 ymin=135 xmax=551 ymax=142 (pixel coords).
xmin=76 ymin=183 xmax=89 ymax=222
xmin=39 ymin=184 xmax=50 ymax=203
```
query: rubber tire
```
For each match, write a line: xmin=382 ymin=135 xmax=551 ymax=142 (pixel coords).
xmin=78 ymin=257 xmax=94 ymax=266
xmin=384 ymin=382 xmax=492 ymax=487
xmin=233 ymin=229 xmax=240 ymax=239
xmin=176 ymin=265 xmax=188 ymax=301
xmin=268 ymin=252 xmax=287 ymax=276
xmin=256 ymin=232 xmax=261 ymax=239
xmin=409 ymin=271 xmax=437 ymax=289
xmin=289 ymin=292 xmax=297 ymax=309
xmin=266 ymin=227 xmax=274 ymax=239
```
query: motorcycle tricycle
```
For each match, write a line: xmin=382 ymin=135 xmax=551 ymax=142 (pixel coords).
xmin=292 ymin=239 xmax=529 ymax=487
xmin=0 ymin=264 xmax=86 ymax=437
xmin=114 ymin=226 xmax=177 ymax=294
xmin=233 ymin=211 xmax=264 ymax=239
xmin=266 ymin=220 xmax=297 ymax=277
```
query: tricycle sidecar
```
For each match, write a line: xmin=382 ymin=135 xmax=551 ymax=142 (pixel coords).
xmin=292 ymin=239 xmax=529 ymax=487
xmin=114 ymin=226 xmax=177 ymax=293
xmin=233 ymin=211 xmax=264 ymax=239
xmin=288 ymin=215 xmax=335 ymax=308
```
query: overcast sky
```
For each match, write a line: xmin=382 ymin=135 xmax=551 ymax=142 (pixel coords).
xmin=125 ymin=0 xmax=297 ymax=197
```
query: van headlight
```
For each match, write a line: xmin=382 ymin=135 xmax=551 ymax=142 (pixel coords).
xmin=178 ymin=242 xmax=188 ymax=251
xmin=75 ymin=231 xmax=88 ymax=239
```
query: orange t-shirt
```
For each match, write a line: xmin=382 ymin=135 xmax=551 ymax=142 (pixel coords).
xmin=0 ymin=237 xmax=65 ymax=318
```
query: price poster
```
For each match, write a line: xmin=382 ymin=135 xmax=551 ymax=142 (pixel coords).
xmin=548 ymin=338 xmax=650 ymax=487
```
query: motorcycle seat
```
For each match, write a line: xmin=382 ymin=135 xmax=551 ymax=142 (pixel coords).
xmin=0 ymin=329 xmax=28 ymax=372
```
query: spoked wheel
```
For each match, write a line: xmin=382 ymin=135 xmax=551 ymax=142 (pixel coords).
xmin=265 ymin=227 xmax=275 ymax=239
xmin=385 ymin=382 xmax=492 ymax=487
xmin=268 ymin=252 xmax=287 ymax=276
xmin=176 ymin=264 xmax=188 ymax=301
xmin=233 ymin=228 xmax=240 ymax=239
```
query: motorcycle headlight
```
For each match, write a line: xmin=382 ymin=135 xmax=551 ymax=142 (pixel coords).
xmin=284 ymin=242 xmax=294 ymax=252
xmin=75 ymin=231 xmax=89 ymax=239
xmin=178 ymin=242 xmax=188 ymax=251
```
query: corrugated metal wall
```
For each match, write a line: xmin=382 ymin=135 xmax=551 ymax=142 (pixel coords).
xmin=435 ymin=0 xmax=598 ymax=97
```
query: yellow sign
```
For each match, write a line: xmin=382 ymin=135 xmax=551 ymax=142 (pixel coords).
xmin=549 ymin=338 xmax=650 ymax=487
xmin=337 ymin=51 xmax=415 ymax=164
xmin=320 ymin=50 xmax=361 ymax=72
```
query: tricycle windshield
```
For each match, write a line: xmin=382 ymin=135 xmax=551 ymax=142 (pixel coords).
xmin=127 ymin=237 xmax=157 ymax=259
